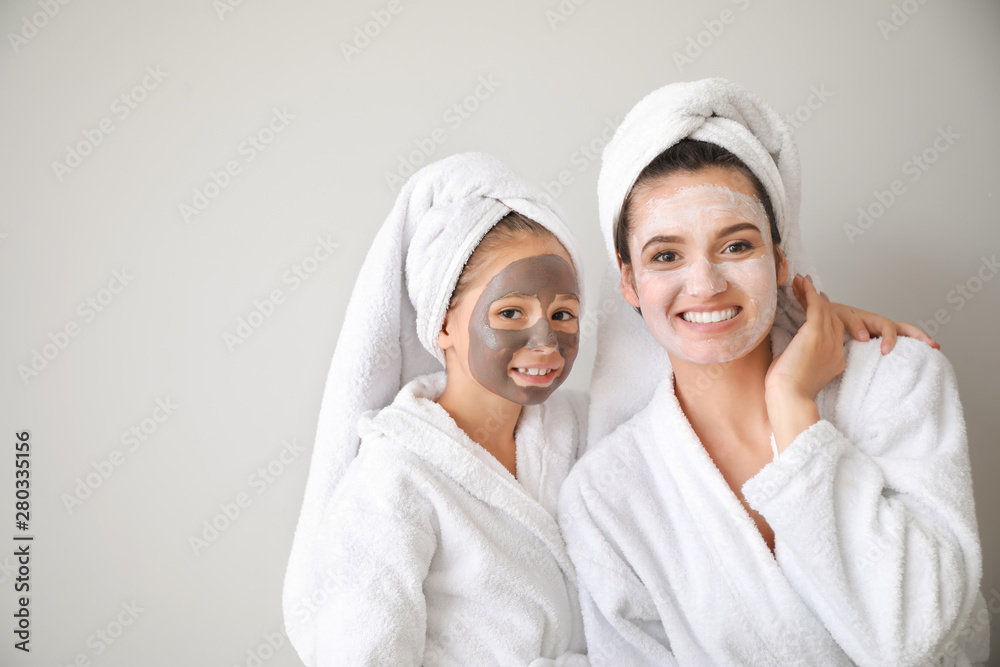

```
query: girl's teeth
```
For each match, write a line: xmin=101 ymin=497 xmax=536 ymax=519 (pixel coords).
xmin=517 ymin=368 xmax=552 ymax=376
xmin=681 ymin=307 xmax=739 ymax=324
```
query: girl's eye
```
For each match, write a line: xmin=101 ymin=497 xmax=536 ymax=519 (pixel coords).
xmin=723 ymin=241 xmax=754 ymax=254
xmin=552 ymin=309 xmax=577 ymax=322
xmin=498 ymin=308 xmax=522 ymax=320
xmin=652 ymin=250 xmax=678 ymax=263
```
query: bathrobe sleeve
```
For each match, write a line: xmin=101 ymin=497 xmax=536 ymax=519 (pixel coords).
xmin=559 ymin=470 xmax=680 ymax=667
xmin=313 ymin=444 xmax=438 ymax=666
xmin=743 ymin=339 xmax=985 ymax=666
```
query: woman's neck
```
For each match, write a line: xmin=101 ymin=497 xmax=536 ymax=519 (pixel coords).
xmin=670 ymin=335 xmax=774 ymax=441
xmin=437 ymin=376 xmax=522 ymax=477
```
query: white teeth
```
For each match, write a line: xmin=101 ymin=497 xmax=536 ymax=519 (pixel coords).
xmin=516 ymin=368 xmax=552 ymax=376
xmin=681 ymin=307 xmax=739 ymax=324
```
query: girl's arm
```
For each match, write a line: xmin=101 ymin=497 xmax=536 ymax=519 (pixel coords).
xmin=314 ymin=469 xmax=436 ymax=666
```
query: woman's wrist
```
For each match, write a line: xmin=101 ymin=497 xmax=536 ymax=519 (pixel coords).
xmin=766 ymin=389 xmax=820 ymax=454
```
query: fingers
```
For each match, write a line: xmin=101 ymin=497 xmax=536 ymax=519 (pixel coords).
xmin=832 ymin=305 xmax=871 ymax=342
xmin=880 ymin=323 xmax=898 ymax=355
xmin=894 ymin=321 xmax=941 ymax=350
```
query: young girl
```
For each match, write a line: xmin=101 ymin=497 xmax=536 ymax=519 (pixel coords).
xmin=283 ymin=152 xmax=589 ymax=665
xmin=559 ymin=79 xmax=988 ymax=665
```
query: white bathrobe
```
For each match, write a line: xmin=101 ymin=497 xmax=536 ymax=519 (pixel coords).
xmin=314 ymin=372 xmax=589 ymax=666
xmin=559 ymin=337 xmax=989 ymax=666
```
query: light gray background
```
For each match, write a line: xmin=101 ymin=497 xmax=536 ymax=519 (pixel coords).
xmin=1 ymin=1 xmax=998 ymax=665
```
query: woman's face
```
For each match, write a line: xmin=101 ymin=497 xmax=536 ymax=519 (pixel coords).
xmin=620 ymin=166 xmax=787 ymax=365
xmin=439 ymin=234 xmax=580 ymax=405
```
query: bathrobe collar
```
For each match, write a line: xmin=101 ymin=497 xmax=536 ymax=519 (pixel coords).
xmin=360 ymin=372 xmax=577 ymax=582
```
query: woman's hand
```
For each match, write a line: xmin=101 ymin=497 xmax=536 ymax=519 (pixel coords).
xmin=766 ymin=275 xmax=846 ymax=452
xmin=830 ymin=302 xmax=940 ymax=355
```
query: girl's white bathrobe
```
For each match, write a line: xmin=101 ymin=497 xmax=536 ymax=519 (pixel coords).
xmin=559 ymin=337 xmax=989 ymax=666
xmin=315 ymin=372 xmax=589 ymax=666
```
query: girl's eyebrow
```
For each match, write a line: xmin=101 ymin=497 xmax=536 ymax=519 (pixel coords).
xmin=494 ymin=291 xmax=581 ymax=301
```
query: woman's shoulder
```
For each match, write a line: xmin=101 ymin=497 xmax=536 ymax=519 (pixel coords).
xmin=839 ymin=336 xmax=957 ymax=399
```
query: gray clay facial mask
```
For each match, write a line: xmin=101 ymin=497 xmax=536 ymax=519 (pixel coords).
xmin=468 ymin=254 xmax=579 ymax=405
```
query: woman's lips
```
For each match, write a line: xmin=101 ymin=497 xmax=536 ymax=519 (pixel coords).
xmin=675 ymin=306 xmax=743 ymax=332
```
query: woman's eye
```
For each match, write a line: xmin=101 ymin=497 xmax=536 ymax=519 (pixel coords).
xmin=652 ymin=250 xmax=678 ymax=263
xmin=498 ymin=308 xmax=522 ymax=320
xmin=723 ymin=241 xmax=753 ymax=254
xmin=552 ymin=309 xmax=577 ymax=322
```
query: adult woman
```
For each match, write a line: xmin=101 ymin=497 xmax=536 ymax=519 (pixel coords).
xmin=559 ymin=79 xmax=988 ymax=665
xmin=283 ymin=152 xmax=588 ymax=666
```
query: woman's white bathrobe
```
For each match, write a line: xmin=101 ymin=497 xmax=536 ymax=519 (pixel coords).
xmin=315 ymin=372 xmax=589 ymax=666
xmin=558 ymin=337 xmax=989 ymax=666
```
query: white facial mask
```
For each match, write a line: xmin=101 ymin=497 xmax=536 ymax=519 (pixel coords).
xmin=629 ymin=184 xmax=779 ymax=364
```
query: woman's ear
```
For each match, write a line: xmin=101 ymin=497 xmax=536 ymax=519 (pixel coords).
xmin=618 ymin=255 xmax=641 ymax=308
xmin=774 ymin=245 xmax=789 ymax=286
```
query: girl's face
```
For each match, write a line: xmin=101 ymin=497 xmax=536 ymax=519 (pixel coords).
xmin=439 ymin=234 xmax=580 ymax=405
xmin=620 ymin=166 xmax=787 ymax=365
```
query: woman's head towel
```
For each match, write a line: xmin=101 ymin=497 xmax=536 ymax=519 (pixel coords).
xmin=589 ymin=77 xmax=816 ymax=446
xmin=283 ymin=152 xmax=582 ymax=666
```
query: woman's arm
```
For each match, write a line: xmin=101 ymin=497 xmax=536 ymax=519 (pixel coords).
xmin=751 ymin=298 xmax=984 ymax=664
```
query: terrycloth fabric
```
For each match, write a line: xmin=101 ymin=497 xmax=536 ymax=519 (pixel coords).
xmin=589 ymin=77 xmax=813 ymax=447
xmin=312 ymin=372 xmax=589 ymax=666
xmin=560 ymin=338 xmax=989 ymax=666
xmin=283 ymin=152 xmax=585 ymax=666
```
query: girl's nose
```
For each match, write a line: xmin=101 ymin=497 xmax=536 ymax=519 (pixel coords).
xmin=526 ymin=318 xmax=558 ymax=350
xmin=684 ymin=258 xmax=727 ymax=297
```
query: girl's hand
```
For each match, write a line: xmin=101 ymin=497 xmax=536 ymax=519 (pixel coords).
xmin=766 ymin=275 xmax=846 ymax=452
xmin=830 ymin=302 xmax=940 ymax=355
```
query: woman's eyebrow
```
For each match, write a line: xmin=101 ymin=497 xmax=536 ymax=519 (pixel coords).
xmin=718 ymin=222 xmax=762 ymax=237
xmin=641 ymin=234 xmax=684 ymax=252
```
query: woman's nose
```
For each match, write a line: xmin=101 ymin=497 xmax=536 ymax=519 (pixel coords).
xmin=684 ymin=258 xmax=727 ymax=297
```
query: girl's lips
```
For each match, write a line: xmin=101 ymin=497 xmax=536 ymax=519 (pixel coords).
xmin=509 ymin=364 xmax=561 ymax=387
